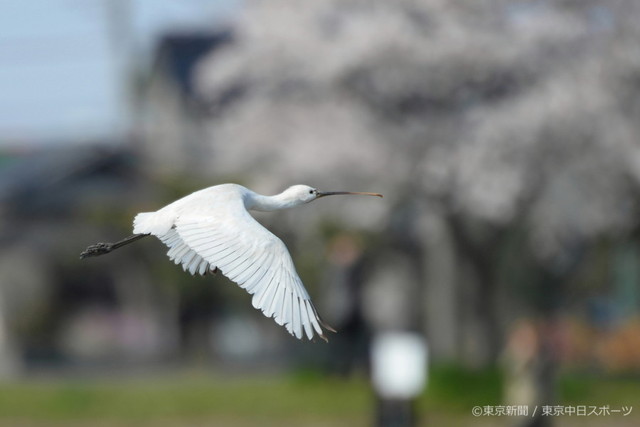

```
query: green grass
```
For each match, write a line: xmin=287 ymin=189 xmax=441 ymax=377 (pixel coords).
xmin=0 ymin=366 xmax=638 ymax=426
xmin=424 ymin=363 xmax=503 ymax=409
xmin=0 ymin=372 xmax=373 ymax=426
xmin=559 ymin=372 xmax=640 ymax=405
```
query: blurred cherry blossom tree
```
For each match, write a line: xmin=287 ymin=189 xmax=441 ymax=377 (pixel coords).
xmin=197 ymin=0 xmax=640 ymax=253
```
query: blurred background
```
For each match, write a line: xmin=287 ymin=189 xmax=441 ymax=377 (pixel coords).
xmin=1 ymin=0 xmax=640 ymax=425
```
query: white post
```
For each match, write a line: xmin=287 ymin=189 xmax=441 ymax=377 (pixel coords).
xmin=371 ymin=332 xmax=428 ymax=426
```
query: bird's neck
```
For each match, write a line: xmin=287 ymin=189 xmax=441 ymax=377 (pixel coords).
xmin=247 ymin=192 xmax=303 ymax=212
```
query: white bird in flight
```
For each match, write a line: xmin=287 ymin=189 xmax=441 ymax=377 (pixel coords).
xmin=81 ymin=184 xmax=382 ymax=342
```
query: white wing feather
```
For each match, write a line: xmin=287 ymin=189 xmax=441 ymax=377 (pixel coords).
xmin=137 ymin=192 xmax=332 ymax=341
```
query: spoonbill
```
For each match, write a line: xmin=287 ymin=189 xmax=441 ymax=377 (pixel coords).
xmin=81 ymin=184 xmax=382 ymax=342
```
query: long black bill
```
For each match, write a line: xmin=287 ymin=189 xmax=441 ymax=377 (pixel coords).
xmin=316 ymin=191 xmax=383 ymax=198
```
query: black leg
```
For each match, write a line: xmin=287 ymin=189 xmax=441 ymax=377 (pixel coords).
xmin=80 ymin=234 xmax=149 ymax=259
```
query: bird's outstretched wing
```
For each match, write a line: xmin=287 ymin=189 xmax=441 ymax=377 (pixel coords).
xmin=155 ymin=200 xmax=333 ymax=342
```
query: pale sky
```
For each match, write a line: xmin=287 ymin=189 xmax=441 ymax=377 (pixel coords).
xmin=0 ymin=0 xmax=238 ymax=146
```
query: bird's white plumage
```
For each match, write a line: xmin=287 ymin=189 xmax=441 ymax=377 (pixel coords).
xmin=132 ymin=184 xmax=330 ymax=341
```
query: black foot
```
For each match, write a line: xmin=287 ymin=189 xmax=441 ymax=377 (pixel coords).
xmin=80 ymin=243 xmax=114 ymax=259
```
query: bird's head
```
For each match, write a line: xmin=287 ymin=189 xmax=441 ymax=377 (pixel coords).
xmin=284 ymin=185 xmax=383 ymax=204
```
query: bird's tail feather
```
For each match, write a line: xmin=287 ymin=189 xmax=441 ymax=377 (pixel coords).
xmin=133 ymin=212 xmax=174 ymax=236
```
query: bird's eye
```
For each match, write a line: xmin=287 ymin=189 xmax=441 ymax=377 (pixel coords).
xmin=309 ymin=190 xmax=314 ymax=194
